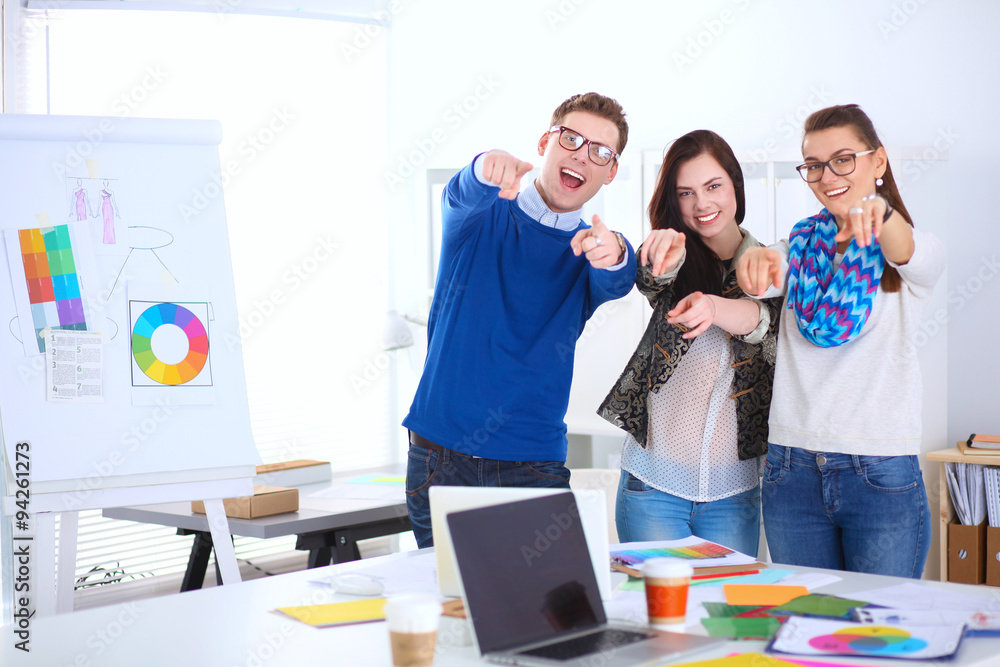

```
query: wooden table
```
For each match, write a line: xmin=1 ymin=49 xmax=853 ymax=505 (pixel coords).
xmin=103 ymin=465 xmax=410 ymax=591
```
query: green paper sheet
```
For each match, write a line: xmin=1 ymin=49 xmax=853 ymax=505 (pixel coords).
xmin=702 ymin=602 xmax=763 ymax=618
xmin=771 ymin=594 xmax=872 ymax=619
xmin=701 ymin=616 xmax=782 ymax=639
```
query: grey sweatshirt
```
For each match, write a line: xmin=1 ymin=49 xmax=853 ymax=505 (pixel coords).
xmin=765 ymin=228 xmax=945 ymax=456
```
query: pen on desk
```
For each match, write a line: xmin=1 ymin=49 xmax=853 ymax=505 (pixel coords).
xmin=691 ymin=569 xmax=760 ymax=581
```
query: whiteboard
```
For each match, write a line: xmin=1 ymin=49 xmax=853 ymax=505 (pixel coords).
xmin=0 ymin=115 xmax=260 ymax=496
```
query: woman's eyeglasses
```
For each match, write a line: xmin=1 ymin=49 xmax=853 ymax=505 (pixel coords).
xmin=796 ymin=150 xmax=875 ymax=183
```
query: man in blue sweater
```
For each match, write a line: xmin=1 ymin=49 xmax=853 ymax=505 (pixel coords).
xmin=403 ymin=92 xmax=637 ymax=547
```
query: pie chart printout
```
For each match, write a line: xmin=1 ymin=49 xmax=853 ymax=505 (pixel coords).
xmin=131 ymin=302 xmax=209 ymax=385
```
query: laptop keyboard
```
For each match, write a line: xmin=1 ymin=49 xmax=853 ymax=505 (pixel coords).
xmin=517 ymin=628 xmax=653 ymax=661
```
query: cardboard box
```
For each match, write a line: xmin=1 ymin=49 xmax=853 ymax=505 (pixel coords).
xmin=948 ymin=519 xmax=987 ymax=585
xmin=192 ymin=485 xmax=299 ymax=519
xmin=987 ymin=526 xmax=1000 ymax=587
xmin=254 ymin=459 xmax=331 ymax=487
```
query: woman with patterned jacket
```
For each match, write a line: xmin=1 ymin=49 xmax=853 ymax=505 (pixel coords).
xmin=598 ymin=130 xmax=781 ymax=557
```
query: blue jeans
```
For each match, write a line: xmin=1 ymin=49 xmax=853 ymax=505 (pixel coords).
xmin=615 ymin=470 xmax=761 ymax=557
xmin=761 ymin=443 xmax=931 ymax=578
xmin=405 ymin=442 xmax=570 ymax=548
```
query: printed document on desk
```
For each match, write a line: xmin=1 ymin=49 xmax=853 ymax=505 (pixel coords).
xmin=768 ymin=616 xmax=965 ymax=661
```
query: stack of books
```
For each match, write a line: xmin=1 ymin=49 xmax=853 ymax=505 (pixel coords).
xmin=958 ymin=434 xmax=1000 ymax=456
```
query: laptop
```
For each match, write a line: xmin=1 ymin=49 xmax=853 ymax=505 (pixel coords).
xmin=430 ymin=486 xmax=614 ymax=600
xmin=446 ymin=493 xmax=725 ymax=667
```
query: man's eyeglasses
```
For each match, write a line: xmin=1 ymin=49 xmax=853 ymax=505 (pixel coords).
xmin=548 ymin=126 xmax=619 ymax=166
xmin=796 ymin=150 xmax=875 ymax=183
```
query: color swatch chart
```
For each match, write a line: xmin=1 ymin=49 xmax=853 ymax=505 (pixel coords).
xmin=18 ymin=224 xmax=87 ymax=351
xmin=131 ymin=302 xmax=209 ymax=385
xmin=808 ymin=625 xmax=927 ymax=655
xmin=611 ymin=541 xmax=734 ymax=566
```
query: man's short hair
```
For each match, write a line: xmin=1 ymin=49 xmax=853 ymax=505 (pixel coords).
xmin=551 ymin=93 xmax=629 ymax=155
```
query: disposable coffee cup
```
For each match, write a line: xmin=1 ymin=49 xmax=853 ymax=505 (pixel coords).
xmin=642 ymin=557 xmax=692 ymax=630
xmin=385 ymin=594 xmax=443 ymax=667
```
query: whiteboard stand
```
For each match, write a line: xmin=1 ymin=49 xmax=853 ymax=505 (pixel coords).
xmin=202 ymin=498 xmax=242 ymax=586
xmin=55 ymin=511 xmax=78 ymax=614
xmin=35 ymin=513 xmax=57 ymax=616
xmin=0 ymin=115 xmax=262 ymax=622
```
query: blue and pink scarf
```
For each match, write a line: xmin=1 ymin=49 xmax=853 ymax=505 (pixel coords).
xmin=786 ymin=208 xmax=884 ymax=348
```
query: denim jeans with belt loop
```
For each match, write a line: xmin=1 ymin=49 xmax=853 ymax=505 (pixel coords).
xmin=405 ymin=436 xmax=570 ymax=548
xmin=761 ymin=443 xmax=931 ymax=578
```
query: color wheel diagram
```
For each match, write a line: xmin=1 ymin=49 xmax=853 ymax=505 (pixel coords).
xmin=18 ymin=224 xmax=87 ymax=353
xmin=129 ymin=300 xmax=212 ymax=387
xmin=808 ymin=625 xmax=928 ymax=655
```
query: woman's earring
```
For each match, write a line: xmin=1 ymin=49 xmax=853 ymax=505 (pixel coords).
xmin=875 ymin=177 xmax=884 ymax=187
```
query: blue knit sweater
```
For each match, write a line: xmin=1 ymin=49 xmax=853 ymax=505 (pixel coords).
xmin=402 ymin=161 xmax=636 ymax=461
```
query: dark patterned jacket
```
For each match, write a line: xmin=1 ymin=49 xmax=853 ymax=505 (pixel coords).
xmin=597 ymin=229 xmax=781 ymax=461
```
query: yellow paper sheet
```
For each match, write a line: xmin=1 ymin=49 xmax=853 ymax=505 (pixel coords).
xmin=723 ymin=584 xmax=809 ymax=606
xmin=670 ymin=653 xmax=810 ymax=667
xmin=275 ymin=597 xmax=387 ymax=627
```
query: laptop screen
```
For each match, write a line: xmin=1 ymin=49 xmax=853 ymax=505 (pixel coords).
xmin=447 ymin=492 xmax=607 ymax=654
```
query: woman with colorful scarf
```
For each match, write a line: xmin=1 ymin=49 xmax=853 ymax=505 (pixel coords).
xmin=737 ymin=105 xmax=944 ymax=577
xmin=598 ymin=130 xmax=781 ymax=557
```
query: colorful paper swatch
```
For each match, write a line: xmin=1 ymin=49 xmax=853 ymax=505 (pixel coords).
xmin=131 ymin=303 xmax=209 ymax=385
xmin=17 ymin=224 xmax=87 ymax=351
xmin=671 ymin=652 xmax=816 ymax=667
xmin=724 ymin=585 xmax=810 ymax=606
xmin=275 ymin=598 xmax=387 ymax=628
xmin=346 ymin=475 xmax=405 ymax=485
xmin=611 ymin=541 xmax=734 ymax=566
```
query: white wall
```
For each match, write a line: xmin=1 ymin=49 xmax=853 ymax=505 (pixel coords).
xmin=385 ymin=0 xmax=999 ymax=576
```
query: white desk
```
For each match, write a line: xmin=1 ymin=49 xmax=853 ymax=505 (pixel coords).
xmin=101 ymin=466 xmax=409 ymax=591
xmin=4 ymin=549 xmax=1000 ymax=666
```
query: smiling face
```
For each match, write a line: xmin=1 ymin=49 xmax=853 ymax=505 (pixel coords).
xmin=534 ymin=111 xmax=619 ymax=213
xmin=801 ymin=126 xmax=887 ymax=223
xmin=675 ymin=153 xmax=741 ymax=252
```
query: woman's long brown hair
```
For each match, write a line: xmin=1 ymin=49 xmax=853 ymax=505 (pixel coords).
xmin=803 ymin=104 xmax=913 ymax=293
xmin=647 ymin=130 xmax=745 ymax=299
